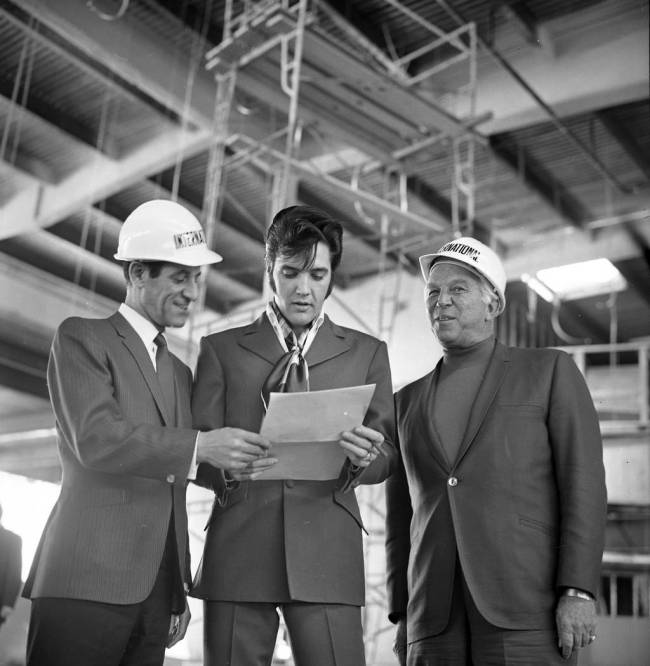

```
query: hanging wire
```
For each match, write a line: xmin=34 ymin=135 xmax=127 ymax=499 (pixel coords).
xmin=73 ymin=87 xmax=113 ymax=289
xmin=0 ymin=16 xmax=35 ymax=164
xmin=7 ymin=22 xmax=37 ymax=167
xmin=170 ymin=0 xmax=215 ymax=200
xmin=86 ymin=0 xmax=130 ymax=22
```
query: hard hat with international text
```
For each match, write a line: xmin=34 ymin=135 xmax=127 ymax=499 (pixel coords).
xmin=114 ymin=199 xmax=222 ymax=266
xmin=419 ymin=237 xmax=506 ymax=314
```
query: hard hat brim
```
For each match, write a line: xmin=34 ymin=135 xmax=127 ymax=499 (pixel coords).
xmin=114 ymin=246 xmax=223 ymax=266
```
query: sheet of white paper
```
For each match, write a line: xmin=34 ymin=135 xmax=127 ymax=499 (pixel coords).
xmin=259 ymin=383 xmax=376 ymax=481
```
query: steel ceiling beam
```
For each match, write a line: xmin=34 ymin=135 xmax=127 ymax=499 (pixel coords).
xmin=433 ymin=0 xmax=634 ymax=194
xmin=501 ymin=225 xmax=646 ymax=279
xmin=597 ymin=109 xmax=650 ymax=182
xmin=489 ymin=136 xmax=590 ymax=228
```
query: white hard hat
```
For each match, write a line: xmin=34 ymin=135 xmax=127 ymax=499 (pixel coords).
xmin=114 ymin=199 xmax=222 ymax=266
xmin=419 ymin=237 xmax=506 ymax=314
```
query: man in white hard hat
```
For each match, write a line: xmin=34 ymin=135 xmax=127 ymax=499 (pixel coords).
xmin=385 ymin=237 xmax=607 ymax=665
xmin=23 ymin=200 xmax=275 ymax=666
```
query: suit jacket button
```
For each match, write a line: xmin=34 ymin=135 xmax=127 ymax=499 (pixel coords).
xmin=167 ymin=474 xmax=175 ymax=484
xmin=448 ymin=476 xmax=458 ymax=487
xmin=285 ymin=480 xmax=295 ymax=488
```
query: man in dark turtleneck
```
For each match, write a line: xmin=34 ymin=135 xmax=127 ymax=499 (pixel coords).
xmin=385 ymin=238 xmax=607 ymax=665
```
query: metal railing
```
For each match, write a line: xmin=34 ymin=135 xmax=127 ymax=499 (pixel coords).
xmin=558 ymin=341 xmax=649 ymax=433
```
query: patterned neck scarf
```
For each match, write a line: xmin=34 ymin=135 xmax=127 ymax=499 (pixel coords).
xmin=261 ymin=301 xmax=324 ymax=409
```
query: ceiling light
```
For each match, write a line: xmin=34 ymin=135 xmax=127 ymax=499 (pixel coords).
xmin=536 ymin=258 xmax=627 ymax=301
xmin=521 ymin=273 xmax=555 ymax=302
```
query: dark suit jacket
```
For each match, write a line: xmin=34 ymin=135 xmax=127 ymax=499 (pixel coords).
xmin=386 ymin=342 xmax=607 ymax=642
xmin=191 ymin=313 xmax=396 ymax=605
xmin=23 ymin=313 xmax=197 ymax=608
xmin=0 ymin=525 xmax=22 ymax=609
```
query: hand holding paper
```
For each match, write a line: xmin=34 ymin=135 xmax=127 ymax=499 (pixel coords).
xmin=259 ymin=384 xmax=376 ymax=480
xmin=339 ymin=424 xmax=386 ymax=467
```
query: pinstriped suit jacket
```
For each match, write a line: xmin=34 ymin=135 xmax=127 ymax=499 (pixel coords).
xmin=23 ymin=312 xmax=197 ymax=607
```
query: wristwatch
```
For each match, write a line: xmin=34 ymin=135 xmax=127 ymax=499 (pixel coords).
xmin=564 ymin=587 xmax=594 ymax=601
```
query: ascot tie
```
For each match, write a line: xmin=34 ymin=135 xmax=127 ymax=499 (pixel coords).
xmin=154 ymin=333 xmax=177 ymax=425
xmin=261 ymin=337 xmax=309 ymax=410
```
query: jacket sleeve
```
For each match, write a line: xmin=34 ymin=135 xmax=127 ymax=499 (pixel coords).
xmin=385 ymin=404 xmax=411 ymax=623
xmin=48 ymin=318 xmax=196 ymax=481
xmin=339 ymin=339 xmax=397 ymax=491
xmin=549 ymin=351 xmax=607 ymax=597
xmin=191 ymin=336 xmax=228 ymax=499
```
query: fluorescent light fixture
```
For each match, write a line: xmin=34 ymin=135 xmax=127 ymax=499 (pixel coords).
xmin=536 ymin=258 xmax=627 ymax=301
xmin=521 ymin=273 xmax=555 ymax=303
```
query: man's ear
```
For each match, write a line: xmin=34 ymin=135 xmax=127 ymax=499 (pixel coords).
xmin=486 ymin=296 xmax=500 ymax=320
xmin=128 ymin=261 xmax=147 ymax=285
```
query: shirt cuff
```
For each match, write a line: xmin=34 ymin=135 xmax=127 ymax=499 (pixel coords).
xmin=563 ymin=587 xmax=594 ymax=600
xmin=186 ymin=434 xmax=199 ymax=480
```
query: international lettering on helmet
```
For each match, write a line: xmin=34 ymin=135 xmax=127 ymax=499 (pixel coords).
xmin=418 ymin=236 xmax=507 ymax=314
xmin=114 ymin=199 xmax=223 ymax=267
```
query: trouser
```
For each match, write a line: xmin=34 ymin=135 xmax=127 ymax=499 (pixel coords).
xmin=26 ymin=520 xmax=181 ymax=666
xmin=406 ymin=566 xmax=575 ymax=666
xmin=203 ymin=599 xmax=366 ymax=666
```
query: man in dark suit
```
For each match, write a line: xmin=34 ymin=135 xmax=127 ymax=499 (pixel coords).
xmin=23 ymin=200 xmax=272 ymax=666
xmin=386 ymin=237 xmax=607 ymax=665
xmin=0 ymin=504 xmax=22 ymax=630
xmin=191 ymin=205 xmax=396 ymax=666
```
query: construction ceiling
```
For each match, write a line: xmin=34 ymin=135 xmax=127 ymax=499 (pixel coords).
xmin=0 ymin=0 xmax=648 ymax=481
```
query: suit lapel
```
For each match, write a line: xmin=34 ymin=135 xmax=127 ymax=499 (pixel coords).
xmin=422 ymin=362 xmax=452 ymax=472
xmin=237 ymin=313 xmax=352 ymax=368
xmin=304 ymin=316 xmax=352 ymax=367
xmin=109 ymin=312 xmax=174 ymax=425
xmin=237 ymin=313 xmax=285 ymax=365
xmin=454 ymin=341 xmax=509 ymax=467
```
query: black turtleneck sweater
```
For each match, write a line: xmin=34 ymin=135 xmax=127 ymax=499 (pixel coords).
xmin=432 ymin=336 xmax=496 ymax=466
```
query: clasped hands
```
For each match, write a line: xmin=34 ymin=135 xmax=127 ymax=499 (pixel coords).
xmin=197 ymin=423 xmax=385 ymax=480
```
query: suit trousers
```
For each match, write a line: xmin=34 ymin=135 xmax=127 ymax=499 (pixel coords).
xmin=406 ymin=563 xmax=576 ymax=666
xmin=203 ymin=600 xmax=366 ymax=666
xmin=26 ymin=522 xmax=177 ymax=666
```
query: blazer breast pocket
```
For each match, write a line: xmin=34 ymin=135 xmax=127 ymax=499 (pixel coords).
xmin=499 ymin=403 xmax=545 ymax=417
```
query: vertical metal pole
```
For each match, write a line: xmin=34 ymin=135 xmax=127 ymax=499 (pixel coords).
xmin=186 ymin=68 xmax=237 ymax=350
xmin=450 ymin=22 xmax=477 ymax=238
xmin=202 ymin=70 xmax=237 ymax=253
xmin=638 ymin=345 xmax=648 ymax=427
xmin=273 ymin=0 xmax=308 ymax=212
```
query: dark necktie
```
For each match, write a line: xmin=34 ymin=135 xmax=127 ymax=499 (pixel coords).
xmin=261 ymin=337 xmax=309 ymax=410
xmin=154 ymin=333 xmax=177 ymax=425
